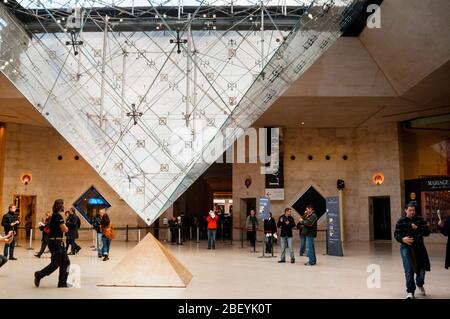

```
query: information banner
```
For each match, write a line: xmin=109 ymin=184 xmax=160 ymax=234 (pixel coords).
xmin=258 ymin=196 xmax=270 ymax=220
xmin=326 ymin=196 xmax=343 ymax=257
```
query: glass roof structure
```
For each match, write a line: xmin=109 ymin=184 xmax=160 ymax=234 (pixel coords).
xmin=0 ymin=0 xmax=364 ymax=224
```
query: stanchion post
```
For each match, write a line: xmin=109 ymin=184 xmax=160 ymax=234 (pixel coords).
xmin=196 ymin=226 xmax=199 ymax=243
xmin=26 ymin=229 xmax=34 ymax=250
xmin=126 ymin=224 xmax=129 ymax=242
xmin=190 ymin=226 xmax=192 ymax=241
xmin=241 ymin=228 xmax=244 ymax=249
xmin=138 ymin=228 xmax=141 ymax=242
xmin=178 ymin=227 xmax=181 ymax=245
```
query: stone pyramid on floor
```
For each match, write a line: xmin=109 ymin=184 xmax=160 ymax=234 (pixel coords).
xmin=98 ymin=233 xmax=193 ymax=288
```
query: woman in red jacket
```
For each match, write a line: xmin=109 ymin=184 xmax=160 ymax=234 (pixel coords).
xmin=207 ymin=210 xmax=218 ymax=250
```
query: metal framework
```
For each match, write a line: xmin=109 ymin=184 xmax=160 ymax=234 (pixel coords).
xmin=0 ymin=0 xmax=365 ymax=224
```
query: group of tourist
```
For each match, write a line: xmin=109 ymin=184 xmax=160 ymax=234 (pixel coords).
xmin=274 ymin=205 xmax=318 ymax=266
xmin=0 ymin=199 xmax=115 ymax=288
xmin=1 ymin=198 xmax=449 ymax=296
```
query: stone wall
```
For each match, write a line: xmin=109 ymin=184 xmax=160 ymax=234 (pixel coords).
xmin=232 ymin=123 xmax=404 ymax=242
xmin=0 ymin=123 xmax=140 ymax=241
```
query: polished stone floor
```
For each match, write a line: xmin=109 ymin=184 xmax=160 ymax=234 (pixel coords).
xmin=0 ymin=238 xmax=448 ymax=299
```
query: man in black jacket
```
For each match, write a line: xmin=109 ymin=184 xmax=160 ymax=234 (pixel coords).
xmin=394 ymin=202 xmax=430 ymax=299
xmin=66 ymin=208 xmax=81 ymax=255
xmin=2 ymin=205 xmax=19 ymax=260
xmin=277 ymin=208 xmax=296 ymax=263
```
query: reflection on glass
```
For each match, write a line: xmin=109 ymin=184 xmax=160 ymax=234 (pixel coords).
xmin=0 ymin=0 xmax=364 ymax=224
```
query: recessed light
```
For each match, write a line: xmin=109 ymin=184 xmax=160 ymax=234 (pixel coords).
xmin=300 ymin=122 xmax=305 ymax=125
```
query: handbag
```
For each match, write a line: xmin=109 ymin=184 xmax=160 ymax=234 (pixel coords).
xmin=103 ymin=222 xmax=116 ymax=240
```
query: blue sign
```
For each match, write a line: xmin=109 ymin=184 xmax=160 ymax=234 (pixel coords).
xmin=88 ymin=198 xmax=105 ymax=205
xmin=258 ymin=196 xmax=270 ymax=220
xmin=326 ymin=196 xmax=344 ymax=257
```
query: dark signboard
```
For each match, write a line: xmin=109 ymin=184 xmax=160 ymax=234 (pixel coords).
xmin=258 ymin=197 xmax=270 ymax=220
xmin=265 ymin=127 xmax=284 ymax=189
xmin=420 ymin=176 xmax=450 ymax=191
xmin=326 ymin=196 xmax=343 ymax=257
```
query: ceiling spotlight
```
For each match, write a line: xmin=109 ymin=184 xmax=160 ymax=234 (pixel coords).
xmin=62 ymin=17 xmax=65 ymax=21
xmin=0 ymin=66 xmax=4 ymax=70
xmin=9 ymin=59 xmax=13 ymax=63
xmin=156 ymin=26 xmax=160 ymax=30
xmin=3 ymin=0 xmax=8 ymax=4
xmin=301 ymin=122 xmax=305 ymax=125
xmin=212 ymin=14 xmax=216 ymax=18
xmin=213 ymin=26 xmax=216 ymax=30
xmin=308 ymin=13 xmax=313 ymax=19
xmin=63 ymin=28 xmax=68 ymax=32
xmin=163 ymin=14 xmax=167 ymax=18
xmin=203 ymin=14 xmax=207 ymax=18
xmin=119 ymin=18 xmax=123 ymax=22
xmin=56 ymin=19 xmax=61 ymax=24
xmin=4 ymin=61 xmax=9 ymax=66
xmin=249 ymin=17 xmax=253 ymax=21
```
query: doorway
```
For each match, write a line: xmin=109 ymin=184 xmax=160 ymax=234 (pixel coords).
xmin=240 ymin=198 xmax=256 ymax=240
xmin=13 ymin=195 xmax=37 ymax=240
xmin=369 ymin=196 xmax=392 ymax=240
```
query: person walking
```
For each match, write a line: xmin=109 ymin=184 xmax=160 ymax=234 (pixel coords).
xmin=246 ymin=210 xmax=259 ymax=248
xmin=207 ymin=210 xmax=218 ymax=250
xmin=298 ymin=204 xmax=318 ymax=266
xmin=34 ymin=212 xmax=51 ymax=258
xmin=101 ymin=212 xmax=114 ymax=261
xmin=277 ymin=208 xmax=296 ymax=264
xmin=394 ymin=202 xmax=431 ymax=299
xmin=2 ymin=205 xmax=19 ymax=260
xmin=0 ymin=231 xmax=14 ymax=269
xmin=65 ymin=208 xmax=81 ymax=255
xmin=438 ymin=212 xmax=449 ymax=270
xmin=93 ymin=209 xmax=105 ymax=258
xmin=34 ymin=199 xmax=71 ymax=288
xmin=263 ymin=212 xmax=277 ymax=254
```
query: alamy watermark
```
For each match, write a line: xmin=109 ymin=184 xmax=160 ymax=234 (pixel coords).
xmin=367 ymin=4 xmax=381 ymax=29
xmin=366 ymin=264 xmax=381 ymax=288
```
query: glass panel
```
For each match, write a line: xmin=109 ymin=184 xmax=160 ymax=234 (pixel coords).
xmin=0 ymin=0 xmax=364 ymax=224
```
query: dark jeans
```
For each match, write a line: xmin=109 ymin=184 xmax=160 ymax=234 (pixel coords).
xmin=306 ymin=236 xmax=316 ymax=265
xmin=207 ymin=229 xmax=216 ymax=248
xmin=3 ymin=237 xmax=15 ymax=258
xmin=36 ymin=240 xmax=70 ymax=286
xmin=265 ymin=235 xmax=274 ymax=253
xmin=299 ymin=234 xmax=306 ymax=256
xmin=36 ymin=238 xmax=49 ymax=257
xmin=102 ymin=235 xmax=111 ymax=256
xmin=400 ymin=244 xmax=425 ymax=294
xmin=66 ymin=238 xmax=81 ymax=254
xmin=247 ymin=230 xmax=256 ymax=247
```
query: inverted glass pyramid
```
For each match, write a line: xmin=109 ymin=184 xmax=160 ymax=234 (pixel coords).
xmin=0 ymin=0 xmax=364 ymax=224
